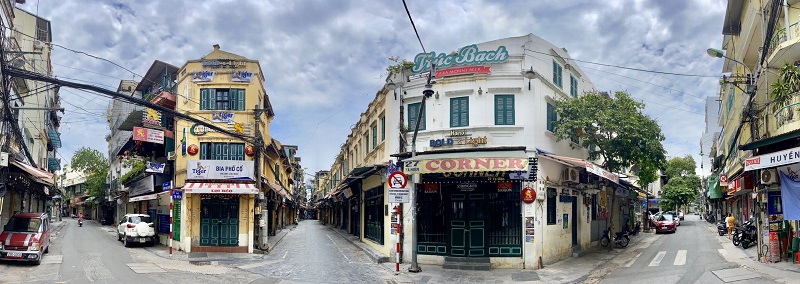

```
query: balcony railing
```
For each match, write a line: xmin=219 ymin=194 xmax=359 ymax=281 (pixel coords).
xmin=768 ymin=21 xmax=800 ymax=59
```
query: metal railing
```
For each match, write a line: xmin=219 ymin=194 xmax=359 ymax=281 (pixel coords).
xmin=768 ymin=21 xmax=800 ymax=59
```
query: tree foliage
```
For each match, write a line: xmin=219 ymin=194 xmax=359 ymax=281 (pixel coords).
xmin=553 ymin=91 xmax=667 ymax=187
xmin=70 ymin=147 xmax=108 ymax=200
xmin=661 ymin=155 xmax=701 ymax=211
xmin=769 ymin=62 xmax=800 ymax=112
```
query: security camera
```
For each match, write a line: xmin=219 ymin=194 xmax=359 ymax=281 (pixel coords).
xmin=423 ymin=83 xmax=434 ymax=98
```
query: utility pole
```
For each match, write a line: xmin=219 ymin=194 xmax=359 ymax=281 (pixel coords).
xmin=409 ymin=64 xmax=435 ymax=273
xmin=254 ymin=105 xmax=268 ymax=251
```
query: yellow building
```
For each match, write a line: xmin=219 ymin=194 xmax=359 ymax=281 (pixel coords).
xmin=173 ymin=45 xmax=273 ymax=253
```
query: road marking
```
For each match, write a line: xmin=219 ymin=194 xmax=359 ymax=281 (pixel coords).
xmin=326 ymin=233 xmax=350 ymax=261
xmin=625 ymin=252 xmax=642 ymax=267
xmin=674 ymin=250 xmax=687 ymax=266
xmin=648 ymin=251 xmax=666 ymax=267
xmin=282 ymin=251 xmax=288 ymax=259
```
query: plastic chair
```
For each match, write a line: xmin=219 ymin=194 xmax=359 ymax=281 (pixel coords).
xmin=788 ymin=238 xmax=800 ymax=264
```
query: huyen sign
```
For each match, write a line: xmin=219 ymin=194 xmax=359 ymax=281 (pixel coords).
xmin=404 ymin=158 xmax=528 ymax=174
xmin=412 ymin=44 xmax=509 ymax=73
xmin=744 ymin=145 xmax=800 ymax=171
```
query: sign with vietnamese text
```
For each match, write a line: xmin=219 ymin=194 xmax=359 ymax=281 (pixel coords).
xmin=744 ymin=145 xmax=800 ymax=171
xmin=128 ymin=175 xmax=155 ymax=197
xmin=132 ymin=127 xmax=164 ymax=144
xmin=172 ymin=190 xmax=182 ymax=201
xmin=412 ymin=44 xmax=509 ymax=73
xmin=435 ymin=66 xmax=491 ymax=78
xmin=403 ymin=158 xmax=528 ymax=174
xmin=585 ymin=161 xmax=618 ymax=184
xmin=388 ymin=188 xmax=410 ymax=203
xmin=186 ymin=160 xmax=255 ymax=181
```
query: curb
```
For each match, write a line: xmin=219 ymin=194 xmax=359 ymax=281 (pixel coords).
xmin=264 ymin=226 xmax=293 ymax=254
xmin=328 ymin=225 xmax=389 ymax=263
xmin=52 ymin=221 xmax=67 ymax=238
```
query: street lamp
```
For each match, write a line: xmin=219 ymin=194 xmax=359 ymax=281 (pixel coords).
xmin=706 ymin=48 xmax=755 ymax=94
xmin=387 ymin=80 xmax=398 ymax=100
xmin=524 ymin=67 xmax=536 ymax=90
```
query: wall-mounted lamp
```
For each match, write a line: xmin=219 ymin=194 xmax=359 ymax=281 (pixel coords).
xmin=524 ymin=67 xmax=536 ymax=90
xmin=477 ymin=87 xmax=483 ymax=95
xmin=387 ymin=80 xmax=397 ymax=100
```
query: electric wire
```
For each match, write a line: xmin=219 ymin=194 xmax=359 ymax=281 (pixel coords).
xmin=523 ymin=48 xmax=719 ymax=78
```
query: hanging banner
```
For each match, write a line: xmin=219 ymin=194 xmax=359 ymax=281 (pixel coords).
xmin=776 ymin=163 xmax=800 ymax=220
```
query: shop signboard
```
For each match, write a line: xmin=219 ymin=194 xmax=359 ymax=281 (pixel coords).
xmin=212 ymin=112 xmax=235 ymax=123
xmin=435 ymin=66 xmax=491 ymax=78
xmin=192 ymin=71 xmax=214 ymax=82
xmin=128 ymin=175 xmax=155 ymax=197
xmin=186 ymin=160 xmax=255 ymax=181
xmin=585 ymin=162 xmax=619 ymax=184
xmin=145 ymin=161 xmax=165 ymax=173
xmin=132 ymin=127 xmax=164 ymax=144
xmin=727 ymin=178 xmax=741 ymax=195
xmin=231 ymin=70 xmax=254 ymax=82
xmin=142 ymin=108 xmax=162 ymax=127
xmin=744 ymin=145 xmax=800 ymax=171
xmin=403 ymin=157 xmax=528 ymax=174
xmin=412 ymin=44 xmax=509 ymax=73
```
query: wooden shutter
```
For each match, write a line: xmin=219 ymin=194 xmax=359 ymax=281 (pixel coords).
xmin=200 ymin=89 xmax=208 ymax=110
xmin=237 ymin=89 xmax=245 ymax=110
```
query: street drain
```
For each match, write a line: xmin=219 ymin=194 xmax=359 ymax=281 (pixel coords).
xmin=190 ymin=261 xmax=211 ymax=266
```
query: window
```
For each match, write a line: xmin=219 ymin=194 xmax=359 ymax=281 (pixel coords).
xmin=547 ymin=188 xmax=557 ymax=225
xmin=274 ymin=163 xmax=281 ymax=181
xmin=364 ymin=134 xmax=369 ymax=155
xmin=200 ymin=142 xmax=245 ymax=160
xmin=380 ymin=116 xmax=386 ymax=141
xmin=200 ymin=88 xmax=245 ymax=110
xmin=450 ymin=97 xmax=469 ymax=127
xmin=364 ymin=186 xmax=384 ymax=244
xmin=494 ymin=95 xmax=514 ymax=125
xmin=372 ymin=125 xmax=378 ymax=149
xmin=570 ymin=75 xmax=578 ymax=98
xmin=552 ymin=61 xmax=563 ymax=89
xmin=546 ymin=102 xmax=557 ymax=132
xmin=726 ymin=87 xmax=734 ymax=120
xmin=408 ymin=103 xmax=425 ymax=131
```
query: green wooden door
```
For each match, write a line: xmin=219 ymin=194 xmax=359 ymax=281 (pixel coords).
xmin=448 ymin=193 xmax=486 ymax=257
xmin=200 ymin=198 xmax=239 ymax=246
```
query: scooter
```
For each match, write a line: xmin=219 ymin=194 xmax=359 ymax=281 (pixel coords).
xmin=628 ymin=222 xmax=641 ymax=236
xmin=600 ymin=228 xmax=630 ymax=248
xmin=716 ymin=221 xmax=728 ymax=236
xmin=739 ymin=220 xmax=757 ymax=249
xmin=79 ymin=219 xmax=83 ymax=227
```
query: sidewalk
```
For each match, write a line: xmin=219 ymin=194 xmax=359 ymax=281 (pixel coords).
xmin=702 ymin=221 xmax=800 ymax=283
xmin=328 ymin=220 xmax=655 ymax=283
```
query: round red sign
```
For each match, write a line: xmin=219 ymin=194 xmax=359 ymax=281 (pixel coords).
xmin=521 ymin=187 xmax=536 ymax=204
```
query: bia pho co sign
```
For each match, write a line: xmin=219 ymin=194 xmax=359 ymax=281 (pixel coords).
xmin=412 ymin=44 xmax=509 ymax=73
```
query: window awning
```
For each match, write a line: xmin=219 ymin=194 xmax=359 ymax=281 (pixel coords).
xmin=184 ymin=183 xmax=257 ymax=194
xmin=402 ymin=150 xmax=529 ymax=174
xmin=263 ymin=181 xmax=291 ymax=199
xmin=10 ymin=159 xmax=54 ymax=186
xmin=537 ymin=152 xmax=619 ymax=184
xmin=47 ymin=129 xmax=61 ymax=148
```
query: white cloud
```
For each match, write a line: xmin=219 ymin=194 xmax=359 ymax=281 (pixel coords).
xmin=17 ymin=0 xmax=726 ymax=176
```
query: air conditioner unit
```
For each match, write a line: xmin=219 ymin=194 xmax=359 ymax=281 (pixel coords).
xmin=562 ymin=168 xmax=579 ymax=183
xmin=167 ymin=151 xmax=176 ymax=161
xmin=761 ymin=169 xmax=778 ymax=185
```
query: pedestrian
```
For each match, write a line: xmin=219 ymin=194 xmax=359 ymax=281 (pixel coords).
xmin=726 ymin=213 xmax=735 ymax=239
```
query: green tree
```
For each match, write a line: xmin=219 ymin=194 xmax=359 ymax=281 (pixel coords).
xmin=769 ymin=62 xmax=800 ymax=112
xmin=553 ymin=91 xmax=667 ymax=238
xmin=661 ymin=155 xmax=701 ymax=212
xmin=70 ymin=147 xmax=108 ymax=200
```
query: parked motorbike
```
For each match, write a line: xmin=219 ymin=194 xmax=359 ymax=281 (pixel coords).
xmin=739 ymin=220 xmax=757 ymax=249
xmin=732 ymin=226 xmax=742 ymax=246
xmin=600 ymin=229 xmax=630 ymax=248
xmin=628 ymin=222 xmax=641 ymax=236
xmin=716 ymin=221 xmax=728 ymax=236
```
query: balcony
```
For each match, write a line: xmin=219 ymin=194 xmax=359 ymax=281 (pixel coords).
xmin=767 ymin=21 xmax=800 ymax=66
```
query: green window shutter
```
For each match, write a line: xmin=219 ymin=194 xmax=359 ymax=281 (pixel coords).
xmin=372 ymin=125 xmax=377 ymax=148
xmin=451 ymin=97 xmax=469 ymax=127
xmin=409 ymin=103 xmax=423 ymax=131
xmin=419 ymin=103 xmax=426 ymax=130
xmin=547 ymin=102 xmax=556 ymax=132
xmin=237 ymin=89 xmax=245 ymax=110
xmin=233 ymin=144 xmax=244 ymax=160
xmin=380 ymin=116 xmax=385 ymax=141
xmin=200 ymin=89 xmax=208 ymax=110
xmin=553 ymin=61 xmax=562 ymax=89
xmin=570 ymin=75 xmax=577 ymax=98
xmin=495 ymin=95 xmax=514 ymax=125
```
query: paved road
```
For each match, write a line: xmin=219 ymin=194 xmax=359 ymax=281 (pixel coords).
xmin=594 ymin=215 xmax=780 ymax=284
xmin=241 ymin=220 xmax=396 ymax=283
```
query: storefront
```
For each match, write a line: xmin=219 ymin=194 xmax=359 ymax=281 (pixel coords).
xmin=179 ymin=160 xmax=257 ymax=253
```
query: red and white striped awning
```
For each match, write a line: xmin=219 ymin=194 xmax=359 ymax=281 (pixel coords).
xmin=184 ymin=183 xmax=258 ymax=194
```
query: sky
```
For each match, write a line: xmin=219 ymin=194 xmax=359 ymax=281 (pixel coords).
xmin=16 ymin=0 xmax=727 ymax=179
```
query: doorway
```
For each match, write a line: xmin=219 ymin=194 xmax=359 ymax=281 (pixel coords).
xmin=449 ymin=193 xmax=486 ymax=257
xmin=200 ymin=197 xmax=239 ymax=246
xmin=571 ymin=198 xmax=578 ymax=246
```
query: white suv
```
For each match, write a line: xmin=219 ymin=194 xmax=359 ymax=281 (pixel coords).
xmin=117 ymin=214 xmax=156 ymax=247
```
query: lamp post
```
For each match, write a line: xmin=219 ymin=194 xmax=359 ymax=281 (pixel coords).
xmin=408 ymin=64 xmax=435 ymax=273
xmin=706 ymin=48 xmax=754 ymax=94
xmin=524 ymin=67 xmax=536 ymax=90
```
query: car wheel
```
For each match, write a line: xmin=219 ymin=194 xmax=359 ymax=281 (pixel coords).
xmin=118 ymin=233 xmax=122 ymax=242
xmin=44 ymin=245 xmax=49 ymax=254
xmin=32 ymin=257 xmax=41 ymax=265
xmin=123 ymin=234 xmax=130 ymax=247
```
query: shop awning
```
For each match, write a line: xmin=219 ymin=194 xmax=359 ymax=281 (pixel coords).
xmin=402 ymin=150 xmax=528 ymax=174
xmin=47 ymin=129 xmax=61 ymax=148
xmin=537 ymin=152 xmax=619 ymax=184
xmin=708 ymin=174 xmax=723 ymax=199
xmin=739 ymin=128 xmax=800 ymax=151
xmin=264 ymin=181 xmax=291 ymax=199
xmin=184 ymin=183 xmax=258 ymax=194
xmin=129 ymin=191 xmax=168 ymax=202
xmin=10 ymin=159 xmax=54 ymax=186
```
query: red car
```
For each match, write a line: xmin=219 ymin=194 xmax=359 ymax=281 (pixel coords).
xmin=0 ymin=213 xmax=51 ymax=265
xmin=654 ymin=213 xmax=677 ymax=234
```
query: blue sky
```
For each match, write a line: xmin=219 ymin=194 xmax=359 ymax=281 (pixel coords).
xmin=17 ymin=0 xmax=727 ymax=178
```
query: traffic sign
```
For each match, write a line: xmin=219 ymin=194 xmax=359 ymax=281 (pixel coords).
xmin=163 ymin=181 xmax=172 ymax=190
xmin=388 ymin=188 xmax=410 ymax=203
xmin=388 ymin=171 xmax=408 ymax=189
xmin=172 ymin=190 xmax=182 ymax=201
